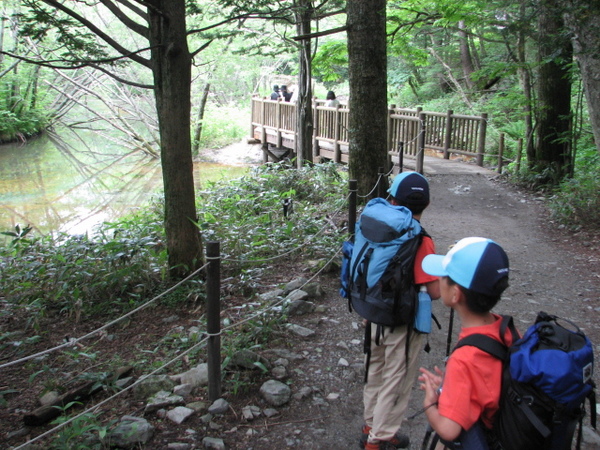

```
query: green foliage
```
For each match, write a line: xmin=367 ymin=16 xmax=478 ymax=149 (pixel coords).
xmin=312 ymin=41 xmax=349 ymax=84
xmin=0 ymin=210 xmax=167 ymax=316
xmin=198 ymin=162 xmax=347 ymax=281
xmin=197 ymin=103 xmax=250 ymax=150
xmin=50 ymin=406 xmax=112 ymax=450
xmin=547 ymin=168 xmax=600 ymax=230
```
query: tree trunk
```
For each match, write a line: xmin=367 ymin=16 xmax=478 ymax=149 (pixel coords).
xmin=458 ymin=20 xmax=475 ymax=91
xmin=192 ymin=82 xmax=210 ymax=155
xmin=535 ymin=0 xmax=573 ymax=181
xmin=517 ymin=2 xmax=535 ymax=165
xmin=563 ymin=0 xmax=600 ymax=155
xmin=295 ymin=0 xmax=313 ymax=168
xmin=347 ymin=0 xmax=388 ymax=200
xmin=148 ymin=0 xmax=203 ymax=278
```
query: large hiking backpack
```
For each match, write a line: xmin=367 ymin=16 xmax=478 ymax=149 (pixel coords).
xmin=452 ymin=312 xmax=597 ymax=450
xmin=339 ymin=197 xmax=423 ymax=327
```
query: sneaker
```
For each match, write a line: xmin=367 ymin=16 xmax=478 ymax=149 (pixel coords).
xmin=363 ymin=431 xmax=410 ymax=450
xmin=359 ymin=424 xmax=371 ymax=448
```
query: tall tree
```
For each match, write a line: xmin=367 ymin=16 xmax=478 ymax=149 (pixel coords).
xmin=563 ymin=0 xmax=600 ymax=155
xmin=535 ymin=0 xmax=573 ymax=180
xmin=8 ymin=0 xmax=203 ymax=277
xmin=346 ymin=0 xmax=388 ymax=199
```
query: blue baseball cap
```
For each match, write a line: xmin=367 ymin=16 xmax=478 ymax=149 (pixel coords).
xmin=387 ymin=171 xmax=429 ymax=207
xmin=422 ymin=237 xmax=509 ymax=296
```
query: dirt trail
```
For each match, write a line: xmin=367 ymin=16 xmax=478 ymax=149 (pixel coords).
xmin=227 ymin=155 xmax=600 ymax=449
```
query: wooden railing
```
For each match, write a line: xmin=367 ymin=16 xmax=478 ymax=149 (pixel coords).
xmin=250 ymin=97 xmax=488 ymax=170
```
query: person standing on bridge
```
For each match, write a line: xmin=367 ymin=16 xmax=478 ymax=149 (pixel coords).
xmin=325 ymin=90 xmax=340 ymax=107
xmin=270 ymin=84 xmax=280 ymax=100
xmin=361 ymin=172 xmax=441 ymax=450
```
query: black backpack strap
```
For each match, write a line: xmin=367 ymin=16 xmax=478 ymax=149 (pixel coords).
xmin=454 ymin=334 xmax=508 ymax=361
xmin=363 ymin=321 xmax=372 ymax=383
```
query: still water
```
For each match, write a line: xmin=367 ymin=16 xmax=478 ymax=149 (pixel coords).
xmin=0 ymin=131 xmax=249 ymax=238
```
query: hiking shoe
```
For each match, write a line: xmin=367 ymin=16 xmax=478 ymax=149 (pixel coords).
xmin=359 ymin=424 xmax=371 ymax=448
xmin=363 ymin=431 xmax=410 ymax=449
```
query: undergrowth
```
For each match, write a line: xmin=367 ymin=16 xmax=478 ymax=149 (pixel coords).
xmin=0 ymin=161 xmax=348 ymax=322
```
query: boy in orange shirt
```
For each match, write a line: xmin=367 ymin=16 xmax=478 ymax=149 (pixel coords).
xmin=418 ymin=237 xmax=515 ymax=449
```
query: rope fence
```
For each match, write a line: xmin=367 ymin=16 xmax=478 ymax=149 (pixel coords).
xmin=7 ymin=172 xmax=398 ymax=449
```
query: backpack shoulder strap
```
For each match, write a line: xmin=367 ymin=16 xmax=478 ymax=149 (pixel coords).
xmin=453 ymin=315 xmax=518 ymax=360
xmin=454 ymin=334 xmax=508 ymax=360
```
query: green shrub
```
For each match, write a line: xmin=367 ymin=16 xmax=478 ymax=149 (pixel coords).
xmin=548 ymin=169 xmax=600 ymax=230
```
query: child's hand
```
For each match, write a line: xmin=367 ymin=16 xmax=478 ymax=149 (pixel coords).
xmin=418 ymin=366 xmax=444 ymax=406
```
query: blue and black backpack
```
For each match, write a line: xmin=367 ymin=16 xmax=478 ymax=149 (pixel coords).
xmin=439 ymin=312 xmax=597 ymax=450
xmin=340 ymin=197 xmax=424 ymax=327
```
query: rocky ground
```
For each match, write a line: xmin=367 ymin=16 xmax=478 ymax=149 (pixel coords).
xmin=2 ymin=144 xmax=600 ymax=449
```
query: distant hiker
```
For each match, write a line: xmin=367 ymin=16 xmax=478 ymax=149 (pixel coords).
xmin=280 ymin=85 xmax=292 ymax=102
xmin=418 ymin=237 xmax=514 ymax=449
xmin=350 ymin=172 xmax=440 ymax=450
xmin=325 ymin=90 xmax=340 ymax=107
xmin=270 ymin=84 xmax=280 ymax=100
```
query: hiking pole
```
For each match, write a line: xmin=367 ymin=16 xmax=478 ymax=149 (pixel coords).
xmin=445 ymin=309 xmax=455 ymax=358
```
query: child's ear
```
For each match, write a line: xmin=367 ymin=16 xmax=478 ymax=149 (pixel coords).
xmin=449 ymin=284 xmax=464 ymax=306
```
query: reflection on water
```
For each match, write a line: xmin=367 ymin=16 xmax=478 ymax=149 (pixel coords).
xmin=0 ymin=131 xmax=248 ymax=237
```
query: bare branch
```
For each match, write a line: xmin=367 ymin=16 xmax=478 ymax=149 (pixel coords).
xmin=39 ymin=0 xmax=151 ymax=67
xmin=0 ymin=50 xmax=154 ymax=89
xmin=190 ymin=39 xmax=213 ymax=59
xmin=293 ymin=25 xmax=348 ymax=41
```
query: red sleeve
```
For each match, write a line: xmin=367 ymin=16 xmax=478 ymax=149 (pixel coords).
xmin=414 ymin=235 xmax=438 ymax=285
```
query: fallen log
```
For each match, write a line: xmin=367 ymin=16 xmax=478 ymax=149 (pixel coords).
xmin=23 ymin=366 xmax=133 ymax=426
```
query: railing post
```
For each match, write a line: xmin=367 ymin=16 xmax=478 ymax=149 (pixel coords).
xmin=387 ymin=104 xmax=395 ymax=172
xmin=260 ymin=99 xmax=268 ymax=163
xmin=206 ymin=241 xmax=221 ymax=401
xmin=498 ymin=133 xmax=505 ymax=174
xmin=312 ymin=98 xmax=319 ymax=162
xmin=417 ymin=112 xmax=426 ymax=175
xmin=276 ymin=100 xmax=282 ymax=148
xmin=377 ymin=167 xmax=386 ymax=198
xmin=477 ymin=113 xmax=488 ymax=167
xmin=333 ymin=104 xmax=341 ymax=163
xmin=444 ymin=109 xmax=453 ymax=160
xmin=348 ymin=180 xmax=357 ymax=240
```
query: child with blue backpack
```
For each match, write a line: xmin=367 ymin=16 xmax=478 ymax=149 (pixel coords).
xmin=418 ymin=237 xmax=516 ymax=449
xmin=360 ymin=172 xmax=440 ymax=450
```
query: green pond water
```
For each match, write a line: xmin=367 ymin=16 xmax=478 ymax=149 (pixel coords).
xmin=0 ymin=132 xmax=249 ymax=238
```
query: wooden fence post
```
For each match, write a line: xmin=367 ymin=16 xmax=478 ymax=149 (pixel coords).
xmin=498 ymin=133 xmax=505 ymax=174
xmin=443 ymin=109 xmax=453 ymax=160
xmin=516 ymin=138 xmax=523 ymax=173
xmin=377 ymin=167 xmax=386 ymax=198
xmin=349 ymin=180 xmax=357 ymax=240
xmin=206 ymin=241 xmax=221 ymax=402
xmin=476 ymin=113 xmax=488 ymax=167
xmin=417 ymin=112 xmax=426 ymax=174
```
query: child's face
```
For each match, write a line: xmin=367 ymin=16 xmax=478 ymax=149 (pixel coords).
xmin=439 ymin=276 xmax=456 ymax=307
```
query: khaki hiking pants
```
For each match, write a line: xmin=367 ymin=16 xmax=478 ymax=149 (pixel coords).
xmin=363 ymin=324 xmax=424 ymax=443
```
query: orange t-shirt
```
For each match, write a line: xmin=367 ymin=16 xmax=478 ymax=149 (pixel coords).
xmin=414 ymin=235 xmax=438 ymax=285
xmin=437 ymin=315 xmax=516 ymax=430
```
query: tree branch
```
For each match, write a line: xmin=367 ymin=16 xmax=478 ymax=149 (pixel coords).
xmin=98 ymin=0 xmax=148 ymax=38
xmin=0 ymin=50 xmax=154 ymax=89
xmin=293 ymin=25 xmax=348 ymax=41
xmin=39 ymin=0 xmax=151 ymax=68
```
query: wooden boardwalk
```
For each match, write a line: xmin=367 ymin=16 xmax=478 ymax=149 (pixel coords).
xmin=250 ymin=97 xmax=488 ymax=173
